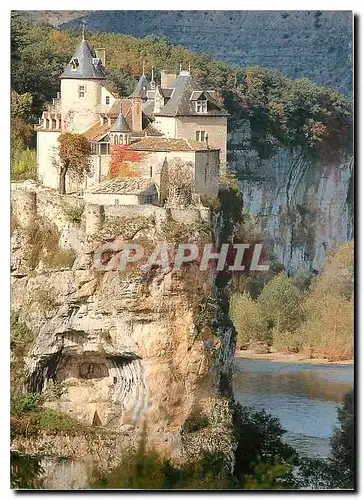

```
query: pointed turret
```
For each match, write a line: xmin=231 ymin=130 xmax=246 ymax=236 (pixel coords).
xmin=110 ymin=112 xmax=131 ymax=145
xmin=111 ymin=112 xmax=131 ymax=132
xmin=130 ymin=74 xmax=151 ymax=99
xmin=61 ymin=39 xmax=106 ymax=80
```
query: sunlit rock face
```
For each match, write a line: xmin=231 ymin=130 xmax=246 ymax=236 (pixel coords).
xmin=228 ymin=120 xmax=353 ymax=272
xmin=11 ymin=189 xmax=236 ymax=464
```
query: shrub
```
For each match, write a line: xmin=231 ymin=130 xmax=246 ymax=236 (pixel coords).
xmin=183 ymin=412 xmax=210 ymax=433
xmin=298 ymin=241 xmax=354 ymax=360
xmin=11 ymin=392 xmax=41 ymax=417
xmin=257 ymin=273 xmax=304 ymax=334
xmin=26 ymin=218 xmax=60 ymax=269
xmin=44 ymin=248 xmax=76 ymax=269
xmin=230 ymin=292 xmax=269 ymax=348
xmin=32 ymin=286 xmax=57 ymax=312
xmin=200 ymin=195 xmax=221 ymax=213
xmin=63 ymin=204 xmax=84 ymax=224
xmin=299 ymin=293 xmax=353 ymax=361
xmin=11 ymin=311 xmax=35 ymax=390
xmin=11 ymin=451 xmax=44 ymax=489
xmin=272 ymin=328 xmax=303 ymax=353
xmin=11 ymin=147 xmax=36 ymax=181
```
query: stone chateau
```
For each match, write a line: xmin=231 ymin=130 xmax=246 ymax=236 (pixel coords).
xmin=36 ymin=35 xmax=228 ymax=206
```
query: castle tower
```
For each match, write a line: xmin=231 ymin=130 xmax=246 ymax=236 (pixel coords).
xmin=110 ymin=112 xmax=131 ymax=145
xmin=60 ymin=36 xmax=106 ymax=133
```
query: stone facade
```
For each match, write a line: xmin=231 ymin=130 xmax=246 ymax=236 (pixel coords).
xmin=36 ymin=37 xmax=227 ymax=204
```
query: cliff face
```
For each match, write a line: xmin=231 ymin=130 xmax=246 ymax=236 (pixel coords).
xmin=11 ymin=185 xmax=236 ymax=487
xmin=228 ymin=120 xmax=353 ymax=273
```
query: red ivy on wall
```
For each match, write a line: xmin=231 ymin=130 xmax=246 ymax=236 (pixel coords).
xmin=109 ymin=144 xmax=146 ymax=178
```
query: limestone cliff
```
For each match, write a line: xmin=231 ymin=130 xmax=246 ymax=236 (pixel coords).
xmin=11 ymin=184 xmax=236 ymax=488
xmin=228 ymin=120 xmax=353 ymax=272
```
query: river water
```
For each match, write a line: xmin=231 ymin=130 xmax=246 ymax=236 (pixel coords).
xmin=233 ymin=358 xmax=354 ymax=458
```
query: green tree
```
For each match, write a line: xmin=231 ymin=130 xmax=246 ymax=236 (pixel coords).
xmin=230 ymin=291 xmax=268 ymax=348
xmin=257 ymin=273 xmax=303 ymax=338
xmin=56 ymin=133 xmax=92 ymax=194
xmin=329 ymin=390 xmax=355 ymax=489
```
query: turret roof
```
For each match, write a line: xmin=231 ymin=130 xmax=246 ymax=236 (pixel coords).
xmin=130 ymin=74 xmax=151 ymax=99
xmin=61 ymin=39 xmax=106 ymax=80
xmin=111 ymin=112 xmax=131 ymax=132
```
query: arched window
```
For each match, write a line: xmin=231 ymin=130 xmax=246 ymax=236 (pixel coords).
xmin=114 ymin=135 xmax=119 ymax=145
xmin=119 ymin=134 xmax=124 ymax=145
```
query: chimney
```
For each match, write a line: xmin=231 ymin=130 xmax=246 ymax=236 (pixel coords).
xmin=131 ymin=97 xmax=142 ymax=133
xmin=160 ymin=70 xmax=177 ymax=88
xmin=95 ymin=48 xmax=106 ymax=67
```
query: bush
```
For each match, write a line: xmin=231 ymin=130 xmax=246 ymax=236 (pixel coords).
xmin=299 ymin=293 xmax=353 ymax=361
xmin=230 ymin=292 xmax=268 ymax=348
xmin=257 ymin=273 xmax=304 ymax=334
xmin=44 ymin=248 xmax=76 ymax=269
xmin=183 ymin=412 xmax=209 ymax=433
xmin=11 ymin=147 xmax=36 ymax=181
xmin=11 ymin=311 xmax=35 ymax=390
xmin=26 ymin=218 xmax=60 ymax=269
xmin=11 ymin=392 xmax=41 ymax=417
xmin=63 ymin=204 xmax=84 ymax=224
xmin=298 ymin=241 xmax=354 ymax=360
xmin=32 ymin=286 xmax=57 ymax=312
xmin=272 ymin=328 xmax=303 ymax=353
xmin=200 ymin=195 xmax=221 ymax=213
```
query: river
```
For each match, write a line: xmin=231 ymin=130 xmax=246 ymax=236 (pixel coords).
xmin=233 ymin=357 xmax=354 ymax=458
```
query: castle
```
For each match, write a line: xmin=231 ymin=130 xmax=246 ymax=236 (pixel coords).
xmin=36 ymin=36 xmax=228 ymax=206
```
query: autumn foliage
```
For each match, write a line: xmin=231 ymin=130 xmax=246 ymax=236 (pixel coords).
xmin=109 ymin=145 xmax=144 ymax=178
xmin=57 ymin=133 xmax=92 ymax=194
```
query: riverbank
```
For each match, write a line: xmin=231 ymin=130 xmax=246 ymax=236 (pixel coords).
xmin=235 ymin=350 xmax=354 ymax=365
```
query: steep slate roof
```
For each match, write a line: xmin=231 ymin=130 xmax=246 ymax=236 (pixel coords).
xmin=154 ymin=73 xmax=228 ymax=117
xmin=88 ymin=178 xmax=156 ymax=195
xmin=130 ymin=74 xmax=151 ymax=99
xmin=61 ymin=39 xmax=106 ymax=80
xmin=111 ymin=112 xmax=131 ymax=132
xmin=129 ymin=137 xmax=219 ymax=152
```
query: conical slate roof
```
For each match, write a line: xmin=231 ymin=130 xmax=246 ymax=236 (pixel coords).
xmin=111 ymin=112 xmax=131 ymax=132
xmin=130 ymin=74 xmax=150 ymax=98
xmin=61 ymin=39 xmax=106 ymax=80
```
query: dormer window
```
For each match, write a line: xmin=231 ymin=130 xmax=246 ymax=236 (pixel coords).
xmin=70 ymin=58 xmax=79 ymax=70
xmin=196 ymin=100 xmax=207 ymax=113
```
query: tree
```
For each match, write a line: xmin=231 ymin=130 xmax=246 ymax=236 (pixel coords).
xmin=109 ymin=144 xmax=143 ymax=178
xmin=230 ymin=292 xmax=268 ymax=348
xmin=257 ymin=273 xmax=304 ymax=336
xmin=56 ymin=133 xmax=92 ymax=194
xmin=329 ymin=390 xmax=355 ymax=489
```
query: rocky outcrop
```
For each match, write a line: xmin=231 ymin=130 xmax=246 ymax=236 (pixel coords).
xmin=11 ymin=185 xmax=236 ymax=487
xmin=229 ymin=120 xmax=353 ymax=272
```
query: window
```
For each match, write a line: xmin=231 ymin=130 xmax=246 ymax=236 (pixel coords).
xmin=119 ymin=135 xmax=124 ymax=145
xmin=114 ymin=135 xmax=119 ymax=145
xmin=99 ymin=143 xmax=109 ymax=155
xmin=115 ymin=199 xmax=120 ymax=206
xmin=106 ymin=96 xmax=110 ymax=105
xmin=78 ymin=85 xmax=85 ymax=98
xmin=150 ymin=166 xmax=153 ymax=177
xmin=196 ymin=130 xmax=206 ymax=142
xmin=70 ymin=58 xmax=79 ymax=70
xmin=204 ymin=167 xmax=207 ymax=184
xmin=144 ymin=195 xmax=154 ymax=205
xmin=196 ymin=100 xmax=207 ymax=113
xmin=102 ymin=116 xmax=108 ymax=125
